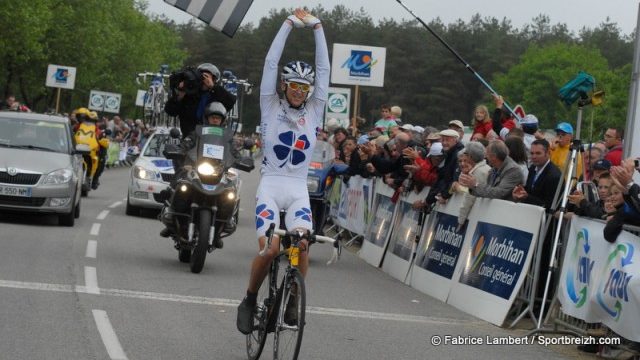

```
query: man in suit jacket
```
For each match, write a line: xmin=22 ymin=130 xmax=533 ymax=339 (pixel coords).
xmin=512 ymin=139 xmax=562 ymax=210
xmin=458 ymin=140 xmax=524 ymax=200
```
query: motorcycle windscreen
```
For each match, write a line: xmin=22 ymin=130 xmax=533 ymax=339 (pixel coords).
xmin=195 ymin=125 xmax=235 ymax=168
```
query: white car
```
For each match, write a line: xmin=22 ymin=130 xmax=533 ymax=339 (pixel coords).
xmin=126 ymin=128 xmax=177 ymax=215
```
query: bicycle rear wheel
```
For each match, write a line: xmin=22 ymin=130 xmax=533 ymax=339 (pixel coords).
xmin=274 ymin=269 xmax=305 ymax=360
xmin=246 ymin=267 xmax=272 ymax=360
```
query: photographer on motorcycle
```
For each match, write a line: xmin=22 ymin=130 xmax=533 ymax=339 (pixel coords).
xmin=164 ymin=63 xmax=236 ymax=138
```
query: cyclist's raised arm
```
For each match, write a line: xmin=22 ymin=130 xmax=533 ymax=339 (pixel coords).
xmin=310 ymin=23 xmax=329 ymax=103
xmin=260 ymin=20 xmax=293 ymax=98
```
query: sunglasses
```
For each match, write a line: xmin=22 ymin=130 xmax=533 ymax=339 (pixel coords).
xmin=286 ymin=81 xmax=310 ymax=92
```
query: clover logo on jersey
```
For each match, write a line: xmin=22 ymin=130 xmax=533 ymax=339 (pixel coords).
xmin=273 ymin=131 xmax=310 ymax=167
xmin=294 ymin=207 xmax=312 ymax=223
xmin=256 ymin=204 xmax=275 ymax=229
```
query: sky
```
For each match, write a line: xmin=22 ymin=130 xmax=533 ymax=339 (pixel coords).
xmin=147 ymin=0 xmax=640 ymax=35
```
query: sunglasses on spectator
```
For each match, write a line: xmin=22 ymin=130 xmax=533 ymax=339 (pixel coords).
xmin=286 ymin=81 xmax=310 ymax=92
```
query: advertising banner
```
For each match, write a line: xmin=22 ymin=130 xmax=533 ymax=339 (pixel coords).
xmin=558 ymin=217 xmax=640 ymax=341
xmin=89 ymin=90 xmax=122 ymax=114
xmin=46 ymin=64 xmax=77 ymax=89
xmin=325 ymin=87 xmax=351 ymax=130
xmin=331 ymin=43 xmax=386 ymax=87
xmin=381 ymin=187 xmax=430 ymax=284
xmin=360 ymin=178 xmax=398 ymax=267
xmin=447 ymin=199 xmax=544 ymax=326
xmin=410 ymin=194 xmax=467 ymax=301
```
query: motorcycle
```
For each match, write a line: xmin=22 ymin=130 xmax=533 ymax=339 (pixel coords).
xmin=160 ymin=124 xmax=254 ymax=273
xmin=306 ymin=140 xmax=336 ymax=235
xmin=74 ymin=119 xmax=108 ymax=196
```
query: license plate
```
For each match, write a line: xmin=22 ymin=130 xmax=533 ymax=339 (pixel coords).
xmin=0 ymin=185 xmax=32 ymax=197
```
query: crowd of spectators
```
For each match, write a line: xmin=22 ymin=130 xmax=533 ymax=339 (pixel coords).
xmin=323 ymin=101 xmax=640 ymax=247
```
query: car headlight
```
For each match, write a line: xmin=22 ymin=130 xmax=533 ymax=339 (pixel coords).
xmin=44 ymin=169 xmax=73 ymax=184
xmin=197 ymin=162 xmax=217 ymax=176
xmin=133 ymin=166 xmax=157 ymax=180
xmin=307 ymin=176 xmax=320 ymax=193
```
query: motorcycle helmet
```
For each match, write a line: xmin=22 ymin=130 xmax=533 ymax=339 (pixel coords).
xmin=281 ymin=60 xmax=314 ymax=85
xmin=204 ymin=101 xmax=227 ymax=126
xmin=197 ymin=63 xmax=221 ymax=84
xmin=73 ymin=107 xmax=91 ymax=121
xmin=88 ymin=111 xmax=99 ymax=122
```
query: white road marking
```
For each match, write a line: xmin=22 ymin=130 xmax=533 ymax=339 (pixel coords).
xmin=0 ymin=279 xmax=476 ymax=326
xmin=86 ymin=240 xmax=97 ymax=259
xmin=108 ymin=201 xmax=122 ymax=209
xmin=84 ymin=267 xmax=100 ymax=295
xmin=92 ymin=310 xmax=128 ymax=360
xmin=97 ymin=210 xmax=110 ymax=220
xmin=90 ymin=223 xmax=101 ymax=236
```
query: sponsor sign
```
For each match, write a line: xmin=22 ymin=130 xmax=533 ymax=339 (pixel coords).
xmin=458 ymin=222 xmax=532 ymax=300
xmin=46 ymin=64 xmax=77 ymax=89
xmin=417 ymin=211 xmax=467 ymax=280
xmin=89 ymin=90 xmax=122 ymax=114
xmin=331 ymin=44 xmax=386 ymax=87
xmin=559 ymin=217 xmax=640 ymax=341
xmin=325 ymin=87 xmax=351 ymax=128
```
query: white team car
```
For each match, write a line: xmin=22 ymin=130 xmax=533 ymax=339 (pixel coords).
xmin=126 ymin=128 xmax=177 ymax=215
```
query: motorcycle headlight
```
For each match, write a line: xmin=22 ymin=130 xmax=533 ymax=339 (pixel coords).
xmin=133 ymin=166 xmax=157 ymax=180
xmin=197 ymin=162 xmax=217 ymax=176
xmin=307 ymin=176 xmax=320 ymax=193
xmin=44 ymin=169 xmax=73 ymax=184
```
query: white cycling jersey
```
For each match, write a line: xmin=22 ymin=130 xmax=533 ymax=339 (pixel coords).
xmin=259 ymin=22 xmax=329 ymax=180
xmin=255 ymin=21 xmax=330 ymax=236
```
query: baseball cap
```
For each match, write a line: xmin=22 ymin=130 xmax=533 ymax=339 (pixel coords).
xmin=427 ymin=142 xmax=444 ymax=157
xmin=593 ymin=159 xmax=612 ymax=170
xmin=426 ymin=132 xmax=441 ymax=141
xmin=449 ymin=120 xmax=464 ymax=129
xmin=413 ymin=126 xmax=425 ymax=134
xmin=521 ymin=114 xmax=538 ymax=125
xmin=439 ymin=129 xmax=460 ymax=139
xmin=555 ymin=122 xmax=574 ymax=135
xmin=400 ymin=124 xmax=414 ymax=131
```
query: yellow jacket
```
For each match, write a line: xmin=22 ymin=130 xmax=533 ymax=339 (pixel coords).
xmin=550 ymin=143 xmax=583 ymax=180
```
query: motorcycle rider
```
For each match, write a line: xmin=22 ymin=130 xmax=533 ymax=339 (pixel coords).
xmin=89 ymin=111 xmax=109 ymax=189
xmin=236 ymin=8 xmax=329 ymax=334
xmin=73 ymin=107 xmax=101 ymax=187
xmin=160 ymin=101 xmax=232 ymax=248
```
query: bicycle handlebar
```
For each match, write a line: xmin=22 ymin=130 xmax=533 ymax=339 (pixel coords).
xmin=258 ymin=223 xmax=340 ymax=265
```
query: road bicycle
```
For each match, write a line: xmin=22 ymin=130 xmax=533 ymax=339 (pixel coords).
xmin=136 ymin=65 xmax=171 ymax=128
xmin=246 ymin=223 xmax=339 ymax=360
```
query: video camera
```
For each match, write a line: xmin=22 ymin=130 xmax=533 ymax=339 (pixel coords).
xmin=169 ymin=66 xmax=203 ymax=98
xmin=558 ymin=71 xmax=604 ymax=107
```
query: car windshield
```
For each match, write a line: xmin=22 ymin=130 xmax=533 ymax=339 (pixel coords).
xmin=0 ymin=117 xmax=69 ymax=153
xmin=143 ymin=134 xmax=170 ymax=157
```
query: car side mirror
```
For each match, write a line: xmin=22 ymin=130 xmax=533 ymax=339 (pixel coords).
xmin=75 ymin=143 xmax=91 ymax=155
xmin=233 ymin=156 xmax=255 ymax=172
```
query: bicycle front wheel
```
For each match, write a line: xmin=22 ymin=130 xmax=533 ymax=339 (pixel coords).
xmin=274 ymin=269 xmax=306 ymax=360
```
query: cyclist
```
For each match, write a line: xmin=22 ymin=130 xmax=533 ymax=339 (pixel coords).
xmin=164 ymin=62 xmax=236 ymax=138
xmin=236 ymin=8 xmax=329 ymax=335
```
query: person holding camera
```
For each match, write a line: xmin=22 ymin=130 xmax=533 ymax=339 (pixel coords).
xmin=164 ymin=62 xmax=236 ymax=138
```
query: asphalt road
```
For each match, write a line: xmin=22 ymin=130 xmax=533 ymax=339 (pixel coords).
xmin=0 ymin=166 xmax=581 ymax=360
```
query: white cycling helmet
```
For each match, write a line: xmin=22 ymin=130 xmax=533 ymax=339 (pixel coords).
xmin=281 ymin=61 xmax=314 ymax=85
